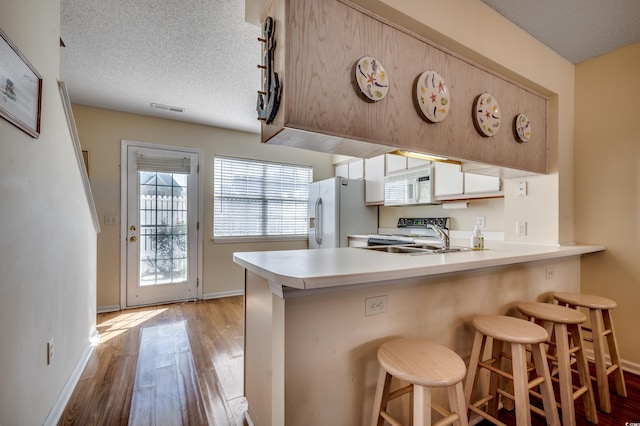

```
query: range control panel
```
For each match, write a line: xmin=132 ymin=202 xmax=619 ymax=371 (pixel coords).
xmin=397 ymin=217 xmax=450 ymax=229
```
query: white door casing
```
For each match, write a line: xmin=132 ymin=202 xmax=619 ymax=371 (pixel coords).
xmin=120 ymin=140 xmax=203 ymax=308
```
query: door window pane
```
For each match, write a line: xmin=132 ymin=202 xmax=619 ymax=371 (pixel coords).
xmin=139 ymin=171 xmax=188 ymax=285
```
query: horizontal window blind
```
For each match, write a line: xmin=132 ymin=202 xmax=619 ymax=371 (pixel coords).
xmin=214 ymin=156 xmax=312 ymax=237
xmin=136 ymin=152 xmax=191 ymax=174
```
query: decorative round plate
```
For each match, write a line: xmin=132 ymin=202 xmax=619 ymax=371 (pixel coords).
xmin=355 ymin=56 xmax=389 ymax=102
xmin=416 ymin=70 xmax=450 ymax=123
xmin=514 ymin=113 xmax=531 ymax=142
xmin=473 ymin=92 xmax=501 ymax=137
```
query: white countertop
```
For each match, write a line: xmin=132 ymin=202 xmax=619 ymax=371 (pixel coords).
xmin=233 ymin=240 xmax=604 ymax=292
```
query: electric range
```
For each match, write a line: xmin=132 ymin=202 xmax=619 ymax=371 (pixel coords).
xmin=368 ymin=217 xmax=450 ymax=246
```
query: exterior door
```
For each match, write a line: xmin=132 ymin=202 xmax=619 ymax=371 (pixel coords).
xmin=123 ymin=142 xmax=200 ymax=307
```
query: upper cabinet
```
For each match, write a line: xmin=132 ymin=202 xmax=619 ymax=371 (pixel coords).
xmin=258 ymin=0 xmax=547 ymax=175
xmin=434 ymin=162 xmax=503 ymax=201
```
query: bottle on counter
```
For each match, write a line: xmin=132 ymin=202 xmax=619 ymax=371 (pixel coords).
xmin=471 ymin=224 xmax=484 ymax=250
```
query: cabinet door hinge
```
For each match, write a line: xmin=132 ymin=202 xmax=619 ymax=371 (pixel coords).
xmin=197 ymin=221 xmax=200 ymax=231
xmin=197 ymin=278 xmax=199 ymax=288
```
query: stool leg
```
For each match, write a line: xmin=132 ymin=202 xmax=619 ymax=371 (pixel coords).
xmin=590 ymin=307 xmax=612 ymax=413
xmin=414 ymin=385 xmax=431 ymax=426
xmin=603 ymin=309 xmax=627 ymax=397
xmin=464 ymin=330 xmax=486 ymax=409
xmin=447 ymin=382 xmax=469 ymax=426
xmin=569 ymin=323 xmax=598 ymax=424
xmin=487 ymin=338 xmax=502 ymax=417
xmin=530 ymin=342 xmax=560 ymax=426
xmin=554 ymin=322 xmax=575 ymax=425
xmin=510 ymin=342 xmax=532 ymax=426
xmin=371 ymin=366 xmax=391 ymax=426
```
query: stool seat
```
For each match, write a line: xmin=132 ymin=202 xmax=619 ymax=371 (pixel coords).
xmin=472 ymin=314 xmax=548 ymax=343
xmin=372 ymin=338 xmax=469 ymax=426
xmin=517 ymin=301 xmax=586 ymax=324
xmin=378 ymin=339 xmax=467 ymax=387
xmin=554 ymin=292 xmax=617 ymax=309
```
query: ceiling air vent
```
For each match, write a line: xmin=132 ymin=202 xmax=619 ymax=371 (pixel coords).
xmin=150 ymin=103 xmax=185 ymax=113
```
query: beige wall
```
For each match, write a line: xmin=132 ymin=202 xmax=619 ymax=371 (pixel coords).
xmin=71 ymin=105 xmax=335 ymax=309
xmin=0 ymin=0 xmax=98 ymax=423
xmin=575 ymin=43 xmax=640 ymax=367
xmin=352 ymin=0 xmax=575 ymax=246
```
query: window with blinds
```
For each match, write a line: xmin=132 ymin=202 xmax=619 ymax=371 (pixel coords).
xmin=213 ymin=156 xmax=312 ymax=238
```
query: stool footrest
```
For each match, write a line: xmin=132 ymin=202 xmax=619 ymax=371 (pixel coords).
xmin=388 ymin=384 xmax=412 ymax=401
xmin=380 ymin=410 xmax=402 ymax=426
xmin=468 ymin=405 xmax=508 ymax=426
xmin=478 ymin=359 xmax=514 ymax=382
xmin=432 ymin=412 xmax=460 ymax=426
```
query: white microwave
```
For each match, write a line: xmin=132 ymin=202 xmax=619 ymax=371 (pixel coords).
xmin=383 ymin=167 xmax=438 ymax=206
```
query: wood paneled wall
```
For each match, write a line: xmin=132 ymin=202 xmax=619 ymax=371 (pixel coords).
xmin=262 ymin=0 xmax=547 ymax=173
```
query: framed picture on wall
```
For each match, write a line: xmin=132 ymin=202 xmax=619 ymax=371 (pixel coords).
xmin=0 ymin=27 xmax=42 ymax=138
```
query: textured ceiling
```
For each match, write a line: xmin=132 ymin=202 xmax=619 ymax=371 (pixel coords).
xmin=60 ymin=0 xmax=262 ymax=134
xmin=479 ymin=0 xmax=640 ymax=64
xmin=60 ymin=0 xmax=640 ymax=135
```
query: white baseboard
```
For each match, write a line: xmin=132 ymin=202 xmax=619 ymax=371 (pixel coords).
xmin=583 ymin=348 xmax=640 ymax=376
xmin=44 ymin=329 xmax=98 ymax=426
xmin=244 ymin=410 xmax=255 ymax=426
xmin=203 ymin=290 xmax=244 ymax=300
xmin=97 ymin=304 xmax=121 ymax=313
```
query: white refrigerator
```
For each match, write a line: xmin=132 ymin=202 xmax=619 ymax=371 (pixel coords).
xmin=308 ymin=177 xmax=378 ymax=248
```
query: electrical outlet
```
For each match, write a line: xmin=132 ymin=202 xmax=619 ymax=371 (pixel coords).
xmin=516 ymin=181 xmax=528 ymax=197
xmin=365 ymin=295 xmax=387 ymax=316
xmin=477 ymin=216 xmax=486 ymax=228
xmin=516 ymin=221 xmax=527 ymax=236
xmin=546 ymin=266 xmax=555 ymax=280
xmin=47 ymin=338 xmax=54 ymax=365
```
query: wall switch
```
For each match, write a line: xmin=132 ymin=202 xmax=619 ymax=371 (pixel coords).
xmin=365 ymin=295 xmax=387 ymax=316
xmin=104 ymin=214 xmax=119 ymax=225
xmin=516 ymin=221 xmax=527 ymax=236
xmin=47 ymin=338 xmax=54 ymax=365
xmin=516 ymin=181 xmax=528 ymax=197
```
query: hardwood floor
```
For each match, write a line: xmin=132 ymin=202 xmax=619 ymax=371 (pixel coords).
xmin=60 ymin=297 xmax=640 ymax=425
xmin=59 ymin=297 xmax=246 ymax=425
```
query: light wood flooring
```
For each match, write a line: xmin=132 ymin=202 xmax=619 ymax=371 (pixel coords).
xmin=59 ymin=296 xmax=640 ymax=425
xmin=59 ymin=297 xmax=246 ymax=425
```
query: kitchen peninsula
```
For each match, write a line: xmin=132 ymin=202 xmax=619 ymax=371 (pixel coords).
xmin=233 ymin=242 xmax=604 ymax=425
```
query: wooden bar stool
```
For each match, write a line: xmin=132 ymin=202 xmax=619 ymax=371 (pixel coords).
xmin=554 ymin=292 xmax=627 ymax=413
xmin=464 ymin=315 xmax=560 ymax=426
xmin=517 ymin=302 xmax=598 ymax=424
xmin=371 ymin=338 xmax=469 ymax=426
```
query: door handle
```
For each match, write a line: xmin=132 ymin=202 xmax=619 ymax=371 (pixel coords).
xmin=129 ymin=236 xmax=137 ymax=243
xmin=315 ymin=197 xmax=322 ymax=245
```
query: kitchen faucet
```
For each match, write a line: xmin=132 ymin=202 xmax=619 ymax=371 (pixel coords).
xmin=427 ymin=224 xmax=450 ymax=250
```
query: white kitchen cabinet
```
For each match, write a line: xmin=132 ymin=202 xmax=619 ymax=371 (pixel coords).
xmin=435 ymin=162 xmax=464 ymax=197
xmin=335 ymin=158 xmax=364 ymax=179
xmin=435 ymin=162 xmax=502 ymax=200
xmin=385 ymin=154 xmax=407 ymax=174
xmin=349 ymin=159 xmax=364 ymax=179
xmin=364 ymin=155 xmax=385 ymax=205
xmin=335 ymin=162 xmax=348 ymax=178
xmin=464 ymin=173 xmax=501 ymax=194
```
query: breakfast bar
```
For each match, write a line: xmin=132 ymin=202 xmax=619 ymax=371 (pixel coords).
xmin=233 ymin=242 xmax=604 ymax=425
